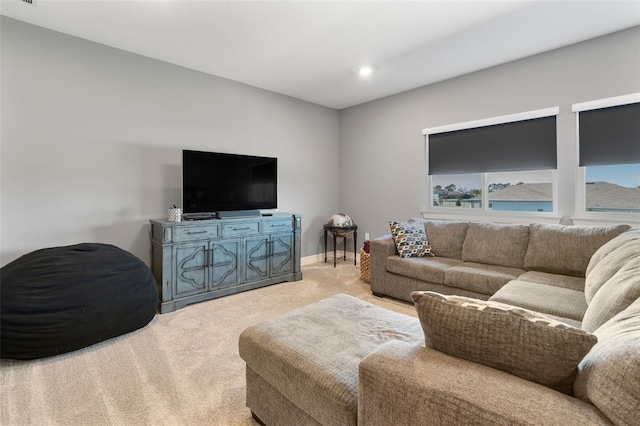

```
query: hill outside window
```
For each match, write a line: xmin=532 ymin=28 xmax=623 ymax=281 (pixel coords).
xmin=573 ymin=94 xmax=640 ymax=220
xmin=423 ymin=107 xmax=559 ymax=215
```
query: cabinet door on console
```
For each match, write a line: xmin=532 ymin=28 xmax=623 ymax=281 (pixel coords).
xmin=270 ymin=232 xmax=294 ymax=278
xmin=174 ymin=242 xmax=209 ymax=297
xmin=245 ymin=236 xmax=269 ymax=283
xmin=211 ymin=239 xmax=241 ymax=289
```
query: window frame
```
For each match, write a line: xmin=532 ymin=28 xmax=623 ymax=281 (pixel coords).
xmin=423 ymin=107 xmax=559 ymax=219
xmin=572 ymin=93 xmax=640 ymax=223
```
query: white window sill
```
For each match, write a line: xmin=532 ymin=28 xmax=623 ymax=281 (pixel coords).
xmin=571 ymin=216 xmax=640 ymax=226
xmin=420 ymin=210 xmax=562 ymax=224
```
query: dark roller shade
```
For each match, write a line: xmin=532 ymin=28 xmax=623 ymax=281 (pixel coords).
xmin=428 ymin=116 xmax=557 ymax=175
xmin=579 ymin=102 xmax=640 ymax=167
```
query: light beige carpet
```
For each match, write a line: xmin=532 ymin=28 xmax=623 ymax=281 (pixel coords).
xmin=0 ymin=262 xmax=416 ymax=426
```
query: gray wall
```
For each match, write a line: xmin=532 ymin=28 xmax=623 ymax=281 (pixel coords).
xmin=0 ymin=17 xmax=340 ymax=267
xmin=339 ymin=26 xmax=640 ymax=240
xmin=2 ymin=18 xmax=639 ymax=267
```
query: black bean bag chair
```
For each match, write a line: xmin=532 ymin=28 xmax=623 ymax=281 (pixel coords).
xmin=1 ymin=243 xmax=158 ymax=360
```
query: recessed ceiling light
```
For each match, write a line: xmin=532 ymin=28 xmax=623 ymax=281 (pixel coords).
xmin=358 ymin=66 xmax=374 ymax=77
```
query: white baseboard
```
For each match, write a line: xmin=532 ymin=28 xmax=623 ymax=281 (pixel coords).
xmin=301 ymin=252 xmax=361 ymax=266
xmin=301 ymin=254 xmax=324 ymax=266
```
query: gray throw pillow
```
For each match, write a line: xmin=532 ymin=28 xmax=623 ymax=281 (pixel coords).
xmin=411 ymin=291 xmax=597 ymax=395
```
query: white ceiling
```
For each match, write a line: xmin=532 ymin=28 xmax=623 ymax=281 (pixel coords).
xmin=2 ymin=0 xmax=639 ymax=109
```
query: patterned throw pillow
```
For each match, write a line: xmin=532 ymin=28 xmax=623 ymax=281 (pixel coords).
xmin=389 ymin=221 xmax=432 ymax=258
xmin=411 ymin=291 xmax=598 ymax=395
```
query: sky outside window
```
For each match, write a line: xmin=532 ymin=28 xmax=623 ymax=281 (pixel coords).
xmin=585 ymin=164 xmax=640 ymax=188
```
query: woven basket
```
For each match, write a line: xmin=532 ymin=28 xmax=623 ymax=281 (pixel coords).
xmin=360 ymin=249 xmax=371 ymax=283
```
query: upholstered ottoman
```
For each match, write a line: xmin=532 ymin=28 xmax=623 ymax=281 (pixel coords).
xmin=238 ymin=294 xmax=423 ymax=426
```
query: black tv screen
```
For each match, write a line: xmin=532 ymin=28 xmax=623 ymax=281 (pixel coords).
xmin=182 ymin=150 xmax=277 ymax=215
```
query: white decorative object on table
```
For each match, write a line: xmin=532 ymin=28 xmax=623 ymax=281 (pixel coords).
xmin=168 ymin=206 xmax=182 ymax=222
xmin=327 ymin=213 xmax=353 ymax=237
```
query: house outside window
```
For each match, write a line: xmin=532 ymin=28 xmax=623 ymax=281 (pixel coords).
xmin=573 ymin=94 xmax=640 ymax=219
xmin=483 ymin=178 xmax=553 ymax=213
xmin=423 ymin=108 xmax=559 ymax=216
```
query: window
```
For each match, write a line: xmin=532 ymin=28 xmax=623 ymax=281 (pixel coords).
xmin=487 ymin=170 xmax=555 ymax=213
xmin=432 ymin=174 xmax=482 ymax=209
xmin=424 ymin=108 xmax=559 ymax=215
xmin=573 ymin=94 xmax=640 ymax=218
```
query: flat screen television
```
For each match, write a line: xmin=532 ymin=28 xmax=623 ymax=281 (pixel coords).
xmin=182 ymin=150 xmax=277 ymax=218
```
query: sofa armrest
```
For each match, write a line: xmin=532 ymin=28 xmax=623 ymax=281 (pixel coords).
xmin=369 ymin=235 xmax=396 ymax=293
xmin=370 ymin=234 xmax=396 ymax=258
xmin=358 ymin=341 xmax=612 ymax=426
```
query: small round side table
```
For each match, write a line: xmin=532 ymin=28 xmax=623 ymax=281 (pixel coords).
xmin=323 ymin=224 xmax=358 ymax=268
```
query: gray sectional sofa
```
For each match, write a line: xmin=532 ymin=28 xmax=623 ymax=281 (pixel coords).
xmin=371 ymin=220 xmax=630 ymax=326
xmin=239 ymin=221 xmax=640 ymax=425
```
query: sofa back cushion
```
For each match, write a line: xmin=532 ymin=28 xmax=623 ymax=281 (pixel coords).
xmin=586 ymin=227 xmax=639 ymax=275
xmin=524 ymin=223 xmax=631 ymax=278
xmin=582 ymin=258 xmax=640 ymax=333
xmin=412 ymin=219 xmax=468 ymax=260
xmin=574 ymin=297 xmax=640 ymax=426
xmin=585 ymin=228 xmax=640 ymax=303
xmin=462 ymin=222 xmax=529 ymax=269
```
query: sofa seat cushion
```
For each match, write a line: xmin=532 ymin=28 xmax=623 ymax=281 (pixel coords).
xmin=238 ymin=294 xmax=423 ymax=426
xmin=524 ymin=223 xmax=631 ymax=278
xmin=444 ymin=262 xmax=525 ymax=296
xmin=411 ymin=291 xmax=597 ymax=395
xmin=543 ymin=314 xmax=583 ymax=329
xmin=517 ymin=271 xmax=585 ymax=292
xmin=462 ymin=222 xmax=530 ymax=269
xmin=359 ymin=341 xmax=611 ymax=426
xmin=386 ymin=256 xmax=462 ymax=285
xmin=490 ymin=280 xmax=588 ymax=322
xmin=574 ymin=297 xmax=640 ymax=426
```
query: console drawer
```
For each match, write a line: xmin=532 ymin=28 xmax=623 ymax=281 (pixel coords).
xmin=264 ymin=219 xmax=293 ymax=233
xmin=222 ymin=221 xmax=260 ymax=237
xmin=173 ymin=224 xmax=220 ymax=242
